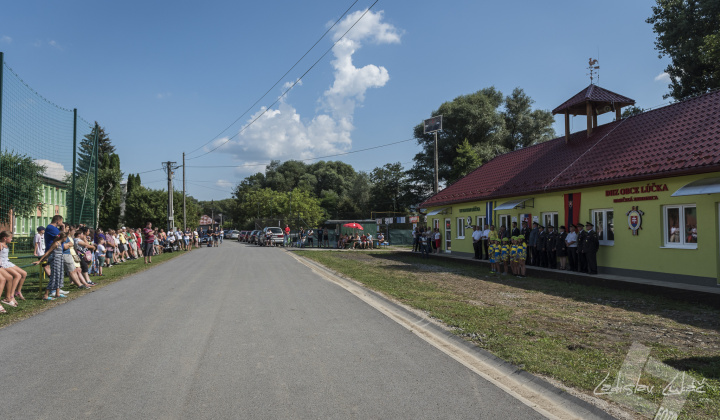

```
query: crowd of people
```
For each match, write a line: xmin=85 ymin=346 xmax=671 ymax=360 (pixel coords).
xmin=0 ymin=215 xmax=223 ymax=312
xmin=411 ymin=220 xmax=600 ymax=276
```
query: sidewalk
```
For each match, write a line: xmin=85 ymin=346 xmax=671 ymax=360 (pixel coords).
xmin=399 ymin=248 xmax=720 ymax=306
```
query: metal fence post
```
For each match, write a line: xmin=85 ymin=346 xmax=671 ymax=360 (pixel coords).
xmin=0 ymin=52 xmax=4 ymax=154
xmin=71 ymin=108 xmax=77 ymax=224
xmin=93 ymin=123 xmax=99 ymax=229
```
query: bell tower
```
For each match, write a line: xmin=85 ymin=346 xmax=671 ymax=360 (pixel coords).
xmin=552 ymin=60 xmax=635 ymax=142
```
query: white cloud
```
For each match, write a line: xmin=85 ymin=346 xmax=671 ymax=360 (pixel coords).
xmin=211 ymin=10 xmax=401 ymax=169
xmin=0 ymin=35 xmax=11 ymax=44
xmin=156 ymin=92 xmax=172 ymax=99
xmin=48 ymin=40 xmax=63 ymax=50
xmin=216 ymin=179 xmax=234 ymax=189
xmin=34 ymin=159 xmax=70 ymax=181
xmin=654 ymin=72 xmax=670 ymax=82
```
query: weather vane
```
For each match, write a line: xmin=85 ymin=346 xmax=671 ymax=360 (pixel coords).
xmin=587 ymin=58 xmax=600 ymax=85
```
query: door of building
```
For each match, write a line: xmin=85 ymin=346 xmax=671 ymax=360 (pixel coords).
xmin=445 ymin=218 xmax=451 ymax=252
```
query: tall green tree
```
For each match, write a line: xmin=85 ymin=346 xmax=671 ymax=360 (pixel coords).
xmin=76 ymin=124 xmax=115 ymax=177
xmin=502 ymin=88 xmax=555 ymax=151
xmin=450 ymin=139 xmax=483 ymax=182
xmin=0 ymin=151 xmax=46 ymax=225
xmin=97 ymin=152 xmax=123 ymax=229
xmin=410 ymin=87 xmax=555 ymax=191
xmin=369 ymin=162 xmax=410 ymax=213
xmin=647 ymin=0 xmax=720 ymax=100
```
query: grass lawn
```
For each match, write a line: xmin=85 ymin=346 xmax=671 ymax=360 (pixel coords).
xmin=0 ymin=250 xmax=186 ymax=329
xmin=296 ymin=250 xmax=720 ymax=420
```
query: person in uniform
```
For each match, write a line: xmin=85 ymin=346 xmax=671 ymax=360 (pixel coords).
xmin=528 ymin=222 xmax=539 ymax=266
xmin=584 ymin=222 xmax=600 ymax=274
xmin=556 ymin=225 xmax=568 ymax=270
xmin=576 ymin=223 xmax=588 ymax=273
xmin=546 ymin=225 xmax=557 ymax=269
xmin=520 ymin=221 xmax=531 ymax=245
xmin=537 ymin=225 xmax=547 ymax=268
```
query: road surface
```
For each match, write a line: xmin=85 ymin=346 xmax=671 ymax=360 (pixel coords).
xmin=0 ymin=242 xmax=577 ymax=419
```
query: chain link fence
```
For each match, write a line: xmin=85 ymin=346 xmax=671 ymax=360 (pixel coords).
xmin=0 ymin=52 xmax=97 ymax=290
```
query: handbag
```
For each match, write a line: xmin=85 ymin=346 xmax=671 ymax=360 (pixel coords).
xmin=72 ymin=254 xmax=81 ymax=263
xmin=85 ymin=250 xmax=93 ymax=262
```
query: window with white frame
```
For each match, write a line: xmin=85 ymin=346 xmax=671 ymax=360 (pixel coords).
xmin=542 ymin=212 xmax=558 ymax=229
xmin=477 ymin=216 xmax=487 ymax=229
xmin=433 ymin=219 xmax=440 ymax=230
xmin=664 ymin=205 xmax=697 ymax=248
xmin=457 ymin=218 xmax=466 ymax=239
xmin=498 ymin=214 xmax=511 ymax=232
xmin=592 ymin=209 xmax=615 ymax=245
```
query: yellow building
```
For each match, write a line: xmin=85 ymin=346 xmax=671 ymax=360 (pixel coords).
xmin=421 ymin=85 xmax=720 ymax=288
xmin=12 ymin=176 xmax=67 ymax=237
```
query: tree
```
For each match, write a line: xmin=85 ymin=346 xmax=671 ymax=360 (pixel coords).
xmin=97 ymin=152 xmax=123 ymax=229
xmin=0 ymin=151 xmax=46 ymax=225
xmin=502 ymin=88 xmax=555 ymax=151
xmin=410 ymin=87 xmax=554 ymax=190
xmin=621 ymin=106 xmax=645 ymax=118
xmin=76 ymin=124 xmax=115 ymax=177
xmin=369 ymin=162 xmax=410 ymax=213
xmin=647 ymin=0 xmax=720 ymax=100
xmin=450 ymin=139 xmax=482 ymax=182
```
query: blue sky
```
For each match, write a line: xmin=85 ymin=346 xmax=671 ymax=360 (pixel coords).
xmin=1 ymin=0 xmax=671 ymax=201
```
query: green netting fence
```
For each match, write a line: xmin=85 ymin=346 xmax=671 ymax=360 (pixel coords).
xmin=0 ymin=52 xmax=98 ymax=291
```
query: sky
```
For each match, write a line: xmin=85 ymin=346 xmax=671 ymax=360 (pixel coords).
xmin=1 ymin=0 xmax=672 ymax=201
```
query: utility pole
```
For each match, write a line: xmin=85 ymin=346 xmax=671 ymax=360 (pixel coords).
xmin=182 ymin=152 xmax=186 ymax=232
xmin=163 ymin=161 xmax=176 ymax=232
xmin=434 ymin=130 xmax=439 ymax=194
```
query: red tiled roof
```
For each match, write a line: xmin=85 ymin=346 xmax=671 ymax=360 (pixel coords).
xmin=552 ymin=84 xmax=635 ymax=115
xmin=421 ymin=89 xmax=720 ymax=208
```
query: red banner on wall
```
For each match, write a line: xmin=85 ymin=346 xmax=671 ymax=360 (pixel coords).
xmin=564 ymin=193 xmax=581 ymax=227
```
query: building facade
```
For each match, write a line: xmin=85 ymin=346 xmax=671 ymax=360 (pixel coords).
xmin=11 ymin=176 xmax=67 ymax=237
xmin=420 ymin=85 xmax=720 ymax=288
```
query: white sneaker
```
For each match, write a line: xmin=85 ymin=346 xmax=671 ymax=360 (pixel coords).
xmin=60 ymin=289 xmax=69 ymax=294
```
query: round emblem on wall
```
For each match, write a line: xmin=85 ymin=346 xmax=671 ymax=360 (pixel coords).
xmin=626 ymin=206 xmax=644 ymax=236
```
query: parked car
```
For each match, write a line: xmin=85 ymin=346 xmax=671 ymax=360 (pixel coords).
xmin=258 ymin=227 xmax=284 ymax=246
xmin=248 ymin=230 xmax=260 ymax=244
xmin=228 ymin=230 xmax=240 ymax=239
xmin=240 ymin=230 xmax=250 ymax=242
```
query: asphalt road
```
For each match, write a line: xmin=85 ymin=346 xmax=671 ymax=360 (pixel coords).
xmin=0 ymin=242 xmax=546 ymax=419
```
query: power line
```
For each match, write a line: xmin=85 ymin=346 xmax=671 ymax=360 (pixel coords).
xmin=186 ymin=137 xmax=414 ymax=169
xmin=187 ymin=0 xmax=380 ymax=161
xmin=185 ymin=0 xmax=362 ymax=157
xmin=187 ymin=181 xmax=235 ymax=195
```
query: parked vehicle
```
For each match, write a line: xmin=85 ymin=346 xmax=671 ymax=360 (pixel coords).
xmin=228 ymin=230 xmax=240 ymax=239
xmin=248 ymin=230 xmax=260 ymax=244
xmin=259 ymin=227 xmax=284 ymax=246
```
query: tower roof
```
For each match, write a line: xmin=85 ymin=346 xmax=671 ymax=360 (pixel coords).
xmin=552 ymin=84 xmax=635 ymax=116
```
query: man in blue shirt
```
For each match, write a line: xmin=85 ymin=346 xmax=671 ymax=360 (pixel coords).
xmin=44 ymin=215 xmax=64 ymax=250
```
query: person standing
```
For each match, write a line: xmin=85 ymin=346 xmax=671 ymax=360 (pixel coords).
xmin=511 ymin=222 xmax=520 ymax=237
xmin=556 ymin=226 xmax=568 ymax=270
xmin=284 ymin=225 xmax=291 ymax=246
xmin=471 ymin=225 xmax=482 ymax=259
xmin=546 ymin=225 xmax=557 ymax=269
xmin=584 ymin=222 xmax=600 ymax=274
xmin=565 ymin=225 xmax=578 ymax=271
xmin=316 ymin=227 xmax=323 ymax=248
xmin=576 ymin=223 xmax=588 ymax=273
xmin=434 ymin=228 xmax=442 ymax=254
xmin=537 ymin=225 xmax=547 ymax=268
xmin=142 ymin=222 xmax=155 ymax=264
xmin=412 ymin=227 xmax=419 ymax=252
xmin=481 ymin=224 xmax=490 ymax=260
xmin=528 ymin=222 xmax=539 ymax=266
